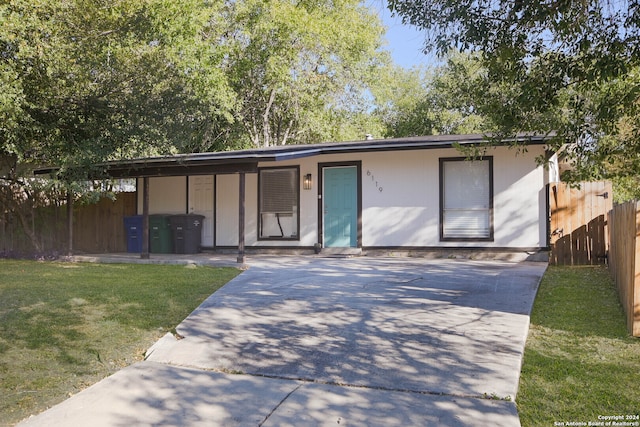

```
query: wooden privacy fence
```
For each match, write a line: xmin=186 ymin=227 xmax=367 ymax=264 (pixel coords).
xmin=0 ymin=193 xmax=136 ymax=254
xmin=549 ymin=181 xmax=613 ymax=265
xmin=73 ymin=193 xmax=137 ymax=253
xmin=608 ymin=201 xmax=640 ymax=337
xmin=0 ymin=204 xmax=65 ymax=254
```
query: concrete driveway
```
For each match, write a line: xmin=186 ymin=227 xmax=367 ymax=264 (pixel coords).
xmin=19 ymin=256 xmax=546 ymax=427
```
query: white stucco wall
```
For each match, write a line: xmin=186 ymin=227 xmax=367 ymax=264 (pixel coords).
xmin=360 ymin=150 xmax=433 ymax=247
xmin=137 ymin=176 xmax=187 ymax=214
xmin=308 ymin=145 xmax=548 ymax=248
xmin=215 ymin=174 xmax=239 ymax=246
xmin=139 ymin=144 xmax=549 ymax=250
xmin=247 ymin=146 xmax=547 ymax=248
xmin=491 ymin=147 xmax=548 ymax=248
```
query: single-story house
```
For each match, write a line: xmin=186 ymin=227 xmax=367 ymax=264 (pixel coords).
xmin=41 ymin=134 xmax=559 ymax=262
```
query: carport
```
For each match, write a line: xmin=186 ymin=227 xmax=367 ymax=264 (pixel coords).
xmin=106 ymin=158 xmax=257 ymax=263
xmin=35 ymin=141 xmax=376 ymax=262
xmin=36 ymin=148 xmax=302 ymax=263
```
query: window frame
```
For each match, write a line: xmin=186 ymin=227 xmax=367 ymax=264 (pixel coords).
xmin=257 ymin=166 xmax=300 ymax=241
xmin=439 ymin=157 xmax=494 ymax=242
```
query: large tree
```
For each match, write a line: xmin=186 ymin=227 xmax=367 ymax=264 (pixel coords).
xmin=0 ymin=0 xmax=234 ymax=250
xmin=1 ymin=0 xmax=234 ymax=173
xmin=218 ymin=0 xmax=388 ymax=147
xmin=374 ymin=52 xmax=489 ymax=137
xmin=389 ymin=0 xmax=640 ymax=187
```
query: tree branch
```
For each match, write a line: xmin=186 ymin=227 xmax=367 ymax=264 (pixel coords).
xmin=263 ymin=88 xmax=276 ymax=147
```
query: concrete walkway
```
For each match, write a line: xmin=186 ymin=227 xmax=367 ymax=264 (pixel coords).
xmin=18 ymin=256 xmax=547 ymax=427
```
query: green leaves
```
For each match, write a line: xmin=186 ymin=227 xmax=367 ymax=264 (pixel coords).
xmin=0 ymin=0 xmax=394 ymax=164
xmin=374 ymin=52 xmax=490 ymax=137
xmin=1 ymin=0 xmax=236 ymax=174
xmin=389 ymin=0 xmax=640 ymax=189
xmin=221 ymin=0 xmax=386 ymax=146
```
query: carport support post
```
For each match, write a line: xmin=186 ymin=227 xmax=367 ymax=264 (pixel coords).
xmin=141 ymin=177 xmax=150 ymax=259
xmin=237 ymin=172 xmax=245 ymax=263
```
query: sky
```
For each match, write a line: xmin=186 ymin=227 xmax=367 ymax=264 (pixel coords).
xmin=368 ymin=0 xmax=434 ymax=69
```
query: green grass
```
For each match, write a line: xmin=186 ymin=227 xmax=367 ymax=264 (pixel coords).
xmin=0 ymin=260 xmax=240 ymax=426
xmin=518 ymin=266 xmax=640 ymax=426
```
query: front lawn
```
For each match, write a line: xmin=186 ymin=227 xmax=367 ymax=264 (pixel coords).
xmin=0 ymin=260 xmax=240 ymax=426
xmin=518 ymin=265 xmax=640 ymax=426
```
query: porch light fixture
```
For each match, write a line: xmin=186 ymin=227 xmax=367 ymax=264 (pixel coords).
xmin=303 ymin=173 xmax=313 ymax=190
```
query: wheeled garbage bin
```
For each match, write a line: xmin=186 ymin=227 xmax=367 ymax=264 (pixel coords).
xmin=149 ymin=214 xmax=173 ymax=253
xmin=169 ymin=214 xmax=204 ymax=254
xmin=123 ymin=215 xmax=144 ymax=253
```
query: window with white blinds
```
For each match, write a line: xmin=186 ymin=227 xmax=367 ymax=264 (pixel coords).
xmin=440 ymin=157 xmax=493 ymax=240
xmin=258 ymin=167 xmax=299 ymax=239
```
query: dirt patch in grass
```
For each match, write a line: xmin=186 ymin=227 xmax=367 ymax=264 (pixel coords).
xmin=518 ymin=266 xmax=640 ymax=426
xmin=0 ymin=260 xmax=240 ymax=426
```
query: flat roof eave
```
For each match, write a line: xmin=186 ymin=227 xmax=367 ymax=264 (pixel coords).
xmin=33 ymin=133 xmax=552 ymax=179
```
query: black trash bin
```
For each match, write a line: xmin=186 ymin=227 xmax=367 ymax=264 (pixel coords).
xmin=169 ymin=214 xmax=204 ymax=254
xmin=123 ymin=215 xmax=144 ymax=253
xmin=149 ymin=214 xmax=173 ymax=253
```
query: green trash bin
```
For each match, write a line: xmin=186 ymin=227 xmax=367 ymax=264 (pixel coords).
xmin=149 ymin=214 xmax=173 ymax=253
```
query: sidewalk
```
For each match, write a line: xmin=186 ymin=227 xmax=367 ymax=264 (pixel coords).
xmin=67 ymin=252 xmax=246 ymax=268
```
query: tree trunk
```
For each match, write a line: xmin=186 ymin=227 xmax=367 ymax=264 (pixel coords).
xmin=262 ymin=89 xmax=276 ymax=147
xmin=14 ymin=203 xmax=43 ymax=253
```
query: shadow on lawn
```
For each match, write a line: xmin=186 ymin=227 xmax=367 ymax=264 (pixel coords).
xmin=1 ymin=303 xmax=91 ymax=366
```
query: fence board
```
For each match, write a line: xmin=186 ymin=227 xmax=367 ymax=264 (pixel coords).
xmin=548 ymin=181 xmax=612 ymax=265
xmin=0 ymin=203 xmax=67 ymax=254
xmin=0 ymin=193 xmax=136 ymax=254
xmin=608 ymin=201 xmax=640 ymax=337
xmin=549 ymin=181 xmax=612 ymax=265
xmin=74 ymin=193 xmax=137 ymax=253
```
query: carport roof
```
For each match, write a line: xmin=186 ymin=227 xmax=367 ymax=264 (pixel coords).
xmin=35 ymin=133 xmax=550 ymax=178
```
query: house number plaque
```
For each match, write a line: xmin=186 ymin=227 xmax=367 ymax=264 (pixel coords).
xmin=366 ymin=170 xmax=383 ymax=192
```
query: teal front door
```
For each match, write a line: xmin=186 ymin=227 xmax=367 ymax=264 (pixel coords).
xmin=323 ymin=166 xmax=357 ymax=247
